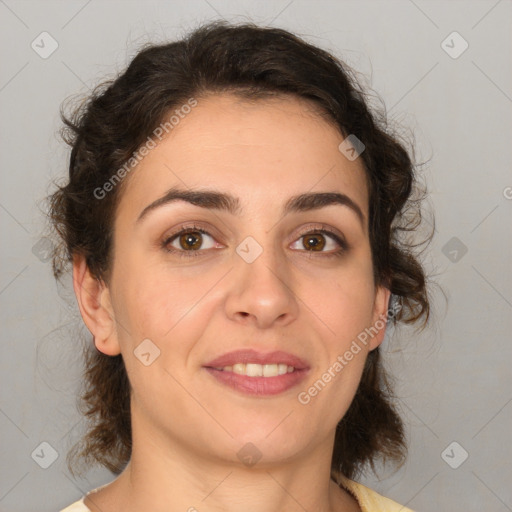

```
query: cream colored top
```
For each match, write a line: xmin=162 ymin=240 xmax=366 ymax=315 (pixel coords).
xmin=60 ymin=475 xmax=414 ymax=512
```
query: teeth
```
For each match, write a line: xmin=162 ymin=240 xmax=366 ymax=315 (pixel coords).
xmin=217 ymin=363 xmax=295 ymax=377
xmin=279 ymin=363 xmax=289 ymax=375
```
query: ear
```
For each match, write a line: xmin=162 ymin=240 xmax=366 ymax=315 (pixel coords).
xmin=368 ymin=285 xmax=392 ymax=351
xmin=72 ymin=254 xmax=121 ymax=356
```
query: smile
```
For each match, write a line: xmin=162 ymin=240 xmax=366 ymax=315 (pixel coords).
xmin=212 ymin=363 xmax=296 ymax=377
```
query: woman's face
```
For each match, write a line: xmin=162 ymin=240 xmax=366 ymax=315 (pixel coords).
xmin=101 ymin=93 xmax=390 ymax=467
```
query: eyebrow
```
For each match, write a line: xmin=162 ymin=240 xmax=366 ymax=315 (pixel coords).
xmin=136 ymin=186 xmax=365 ymax=227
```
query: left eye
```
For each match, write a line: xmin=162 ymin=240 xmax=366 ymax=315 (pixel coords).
xmin=290 ymin=231 xmax=342 ymax=252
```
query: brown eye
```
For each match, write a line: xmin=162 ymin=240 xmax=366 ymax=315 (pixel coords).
xmin=178 ymin=231 xmax=203 ymax=250
xmin=302 ymin=234 xmax=326 ymax=251
xmin=163 ymin=226 xmax=218 ymax=257
xmin=290 ymin=227 xmax=348 ymax=258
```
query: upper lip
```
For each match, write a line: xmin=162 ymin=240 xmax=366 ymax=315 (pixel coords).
xmin=204 ymin=349 xmax=310 ymax=370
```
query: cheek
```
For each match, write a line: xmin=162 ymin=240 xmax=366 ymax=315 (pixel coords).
xmin=301 ymin=263 xmax=375 ymax=413
xmin=310 ymin=266 xmax=376 ymax=347
xmin=115 ymin=260 xmax=219 ymax=354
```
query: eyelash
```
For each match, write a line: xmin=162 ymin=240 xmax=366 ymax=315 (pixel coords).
xmin=161 ymin=223 xmax=348 ymax=259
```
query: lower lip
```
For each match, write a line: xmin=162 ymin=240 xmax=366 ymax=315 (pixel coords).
xmin=204 ymin=367 xmax=309 ymax=396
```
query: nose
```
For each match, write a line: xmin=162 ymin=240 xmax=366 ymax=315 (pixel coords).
xmin=224 ymin=238 xmax=299 ymax=329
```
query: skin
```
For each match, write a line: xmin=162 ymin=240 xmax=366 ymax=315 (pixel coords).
xmin=73 ymin=93 xmax=390 ymax=512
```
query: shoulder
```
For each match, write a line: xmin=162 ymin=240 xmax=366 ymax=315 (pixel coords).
xmin=60 ymin=480 xmax=112 ymax=511
xmin=337 ymin=474 xmax=415 ymax=512
xmin=59 ymin=498 xmax=91 ymax=512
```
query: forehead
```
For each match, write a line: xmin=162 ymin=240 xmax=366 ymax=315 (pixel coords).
xmin=116 ymin=93 xmax=369 ymax=222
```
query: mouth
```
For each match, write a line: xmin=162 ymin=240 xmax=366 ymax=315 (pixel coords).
xmin=203 ymin=349 xmax=310 ymax=396
xmin=210 ymin=363 xmax=297 ymax=377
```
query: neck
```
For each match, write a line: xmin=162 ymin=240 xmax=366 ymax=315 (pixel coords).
xmin=84 ymin=412 xmax=360 ymax=512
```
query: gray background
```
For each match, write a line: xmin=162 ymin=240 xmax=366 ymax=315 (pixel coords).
xmin=1 ymin=1 xmax=511 ymax=511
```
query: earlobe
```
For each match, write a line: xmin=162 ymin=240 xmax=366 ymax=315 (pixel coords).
xmin=368 ymin=285 xmax=392 ymax=351
xmin=72 ymin=255 xmax=121 ymax=356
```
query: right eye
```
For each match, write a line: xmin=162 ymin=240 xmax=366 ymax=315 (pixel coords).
xmin=163 ymin=225 xmax=220 ymax=258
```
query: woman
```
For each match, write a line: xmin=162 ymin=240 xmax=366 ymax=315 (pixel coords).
xmin=51 ymin=20 xmax=431 ymax=512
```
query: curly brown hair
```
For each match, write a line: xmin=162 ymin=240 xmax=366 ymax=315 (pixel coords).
xmin=47 ymin=20 xmax=433 ymax=481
